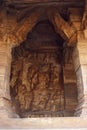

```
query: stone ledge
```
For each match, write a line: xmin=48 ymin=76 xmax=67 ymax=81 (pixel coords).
xmin=0 ymin=117 xmax=87 ymax=129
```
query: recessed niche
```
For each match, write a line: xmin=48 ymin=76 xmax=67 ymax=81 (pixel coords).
xmin=10 ymin=20 xmax=78 ymax=118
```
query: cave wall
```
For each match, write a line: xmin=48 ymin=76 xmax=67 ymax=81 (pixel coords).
xmin=64 ymin=61 xmax=78 ymax=116
xmin=10 ymin=21 xmax=65 ymax=117
xmin=10 ymin=20 xmax=78 ymax=117
xmin=10 ymin=47 xmax=64 ymax=117
xmin=63 ymin=47 xmax=78 ymax=116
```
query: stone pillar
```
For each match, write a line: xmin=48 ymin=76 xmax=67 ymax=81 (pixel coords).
xmin=69 ymin=8 xmax=87 ymax=116
xmin=0 ymin=8 xmax=21 ymax=118
xmin=0 ymin=44 xmax=17 ymax=118
xmin=73 ymin=38 xmax=87 ymax=116
xmin=63 ymin=61 xmax=78 ymax=116
xmin=80 ymin=0 xmax=87 ymax=114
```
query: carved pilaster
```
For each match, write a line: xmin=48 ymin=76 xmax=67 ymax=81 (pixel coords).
xmin=0 ymin=10 xmax=19 ymax=117
xmin=69 ymin=7 xmax=87 ymax=116
xmin=0 ymin=44 xmax=19 ymax=118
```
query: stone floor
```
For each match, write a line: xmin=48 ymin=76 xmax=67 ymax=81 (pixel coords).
xmin=0 ymin=117 xmax=87 ymax=129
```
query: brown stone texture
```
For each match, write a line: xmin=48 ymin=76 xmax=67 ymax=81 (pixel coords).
xmin=63 ymin=46 xmax=78 ymax=116
xmin=63 ymin=62 xmax=78 ymax=116
xmin=14 ymin=8 xmax=44 ymax=44
xmin=74 ymin=66 xmax=84 ymax=116
xmin=0 ymin=45 xmax=19 ymax=118
xmin=11 ymin=50 xmax=64 ymax=117
xmin=0 ymin=45 xmax=11 ymax=99
xmin=72 ymin=39 xmax=87 ymax=116
xmin=48 ymin=8 xmax=77 ymax=46
xmin=0 ymin=2 xmax=86 ymax=129
xmin=10 ymin=21 xmax=65 ymax=117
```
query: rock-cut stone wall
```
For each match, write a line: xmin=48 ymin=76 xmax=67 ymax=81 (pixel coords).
xmin=10 ymin=44 xmax=64 ymax=117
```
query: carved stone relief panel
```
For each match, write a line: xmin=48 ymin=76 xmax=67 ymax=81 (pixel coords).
xmin=10 ymin=46 xmax=64 ymax=117
xmin=10 ymin=20 xmax=65 ymax=117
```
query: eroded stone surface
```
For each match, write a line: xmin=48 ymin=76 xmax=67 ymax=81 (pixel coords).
xmin=10 ymin=21 xmax=65 ymax=117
